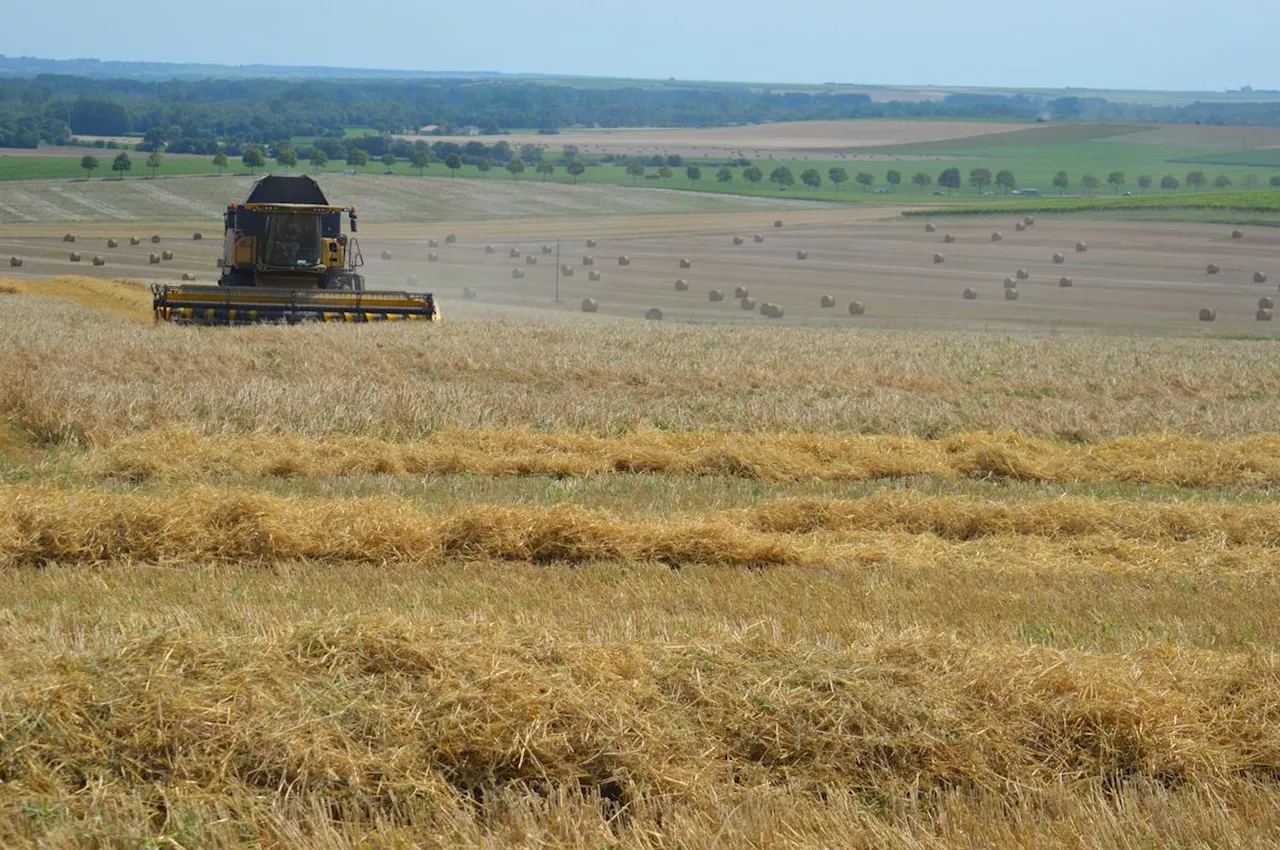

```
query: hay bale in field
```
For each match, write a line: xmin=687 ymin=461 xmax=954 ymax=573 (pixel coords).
xmin=679 ymin=258 xmax=692 ymax=269
xmin=1207 ymin=264 xmax=1220 ymax=275
xmin=618 ymin=256 xmax=631 ymax=266
xmin=774 ymin=220 xmax=783 ymax=228
xmin=753 ymin=233 xmax=764 ymax=243
xmin=582 ymin=298 xmax=598 ymax=312
xmin=63 ymin=233 xmax=76 ymax=243
xmin=512 ymin=268 xmax=525 ymax=279
xmin=1052 ymin=253 xmax=1065 ymax=264
xmin=645 ymin=307 xmax=663 ymax=320
xmin=796 ymin=250 xmax=809 ymax=260
xmin=192 ymin=232 xmax=202 ymax=241
xmin=428 ymin=239 xmax=439 ymax=248
xmin=734 ymin=286 xmax=749 ymax=299
xmin=1253 ymin=271 xmax=1267 ymax=283
xmin=462 ymin=287 xmax=478 ymax=299
xmin=181 ymin=272 xmax=196 ymax=281
xmin=1004 ymin=288 xmax=1020 ymax=301
xmin=820 ymin=294 xmax=836 ymax=308
xmin=91 ymin=256 xmax=105 ymax=266
xmin=130 ymin=237 xmax=141 ymax=246
xmin=428 ymin=252 xmax=439 ymax=262
xmin=69 ymin=252 xmax=81 ymax=262
xmin=1232 ymin=229 xmax=1244 ymax=239
xmin=1059 ymin=276 xmax=1073 ymax=287
xmin=161 ymin=250 xmax=174 ymax=261
xmin=542 ymin=245 xmax=553 ymax=254
xmin=561 ymin=264 xmax=574 ymax=276
xmin=509 ymin=247 xmax=521 ymax=258
xmin=1259 ymin=296 xmax=1274 ymax=310
xmin=1003 ymin=277 xmax=1017 ymax=289
xmin=588 ymin=270 xmax=602 ymax=281
xmin=848 ymin=300 xmax=865 ymax=315
xmin=1024 ymin=216 xmax=1035 ymax=226
xmin=1198 ymin=308 xmax=1216 ymax=321
xmin=990 ymin=232 xmax=1003 ymax=242
xmin=740 ymin=297 xmax=756 ymax=310
xmin=674 ymin=278 xmax=689 ymax=291
xmin=733 ymin=236 xmax=744 ymax=245
xmin=582 ymin=255 xmax=595 ymax=266
xmin=963 ymin=288 xmax=977 ymax=300
xmin=1258 ymin=308 xmax=1274 ymax=321
xmin=925 ymin=223 xmax=937 ymax=233
xmin=406 ymin=274 xmax=419 ymax=287
xmin=933 ymin=253 xmax=945 ymax=264
xmin=709 ymin=289 xmax=724 ymax=302
xmin=445 ymin=234 xmax=457 ymax=243
xmin=523 ymin=255 xmax=537 ymax=266
xmin=8 ymin=257 xmax=22 ymax=267
xmin=1016 ymin=268 xmax=1029 ymax=280
xmin=106 ymin=238 xmax=118 ymax=248
xmin=151 ymin=235 xmax=161 ymax=244
xmin=380 ymin=249 xmax=392 ymax=260
xmin=1076 ymin=242 xmax=1088 ymax=252
xmin=943 ymin=233 xmax=955 ymax=243
xmin=761 ymin=302 xmax=785 ymax=318
xmin=1015 ymin=222 xmax=1026 ymax=232
xmin=586 ymin=238 xmax=597 ymax=248
xmin=484 ymin=245 xmax=496 ymax=255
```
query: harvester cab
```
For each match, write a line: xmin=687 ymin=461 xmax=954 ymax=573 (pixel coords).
xmin=153 ymin=174 xmax=440 ymax=325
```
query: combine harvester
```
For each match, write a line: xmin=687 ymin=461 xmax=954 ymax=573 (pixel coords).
xmin=153 ymin=175 xmax=440 ymax=324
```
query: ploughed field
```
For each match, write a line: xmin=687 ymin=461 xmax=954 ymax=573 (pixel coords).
xmin=5 ymin=212 xmax=1278 ymax=333
xmin=2 ymin=275 xmax=1280 ymax=847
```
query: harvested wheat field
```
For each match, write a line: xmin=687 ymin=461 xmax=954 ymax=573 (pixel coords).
xmin=2 ymin=280 xmax=1280 ymax=848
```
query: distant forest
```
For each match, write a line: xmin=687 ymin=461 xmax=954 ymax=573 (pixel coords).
xmin=3 ymin=73 xmax=1280 ymax=150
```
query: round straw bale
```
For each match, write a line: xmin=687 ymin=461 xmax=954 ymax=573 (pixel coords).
xmin=820 ymin=294 xmax=836 ymax=308
xmin=151 ymin=235 xmax=161 ymax=244
xmin=445 ymin=234 xmax=458 ymax=243
xmin=848 ymin=300 xmax=865 ymax=315
xmin=1206 ymin=264 xmax=1219 ymax=275
xmin=588 ymin=270 xmax=602 ymax=281
xmin=674 ymin=278 xmax=689 ymax=291
xmin=734 ymin=286 xmax=749 ymax=299
xmin=618 ymin=256 xmax=631 ymax=266
xmin=561 ymin=264 xmax=574 ymax=276
xmin=161 ymin=250 xmax=174 ymax=261
xmin=709 ymin=289 xmax=724 ymax=302
xmin=991 ymin=232 xmax=1003 ymax=242
xmin=1003 ymin=278 xmax=1017 ymax=289
xmin=428 ymin=252 xmax=439 ymax=262
xmin=381 ymin=249 xmax=392 ymax=260
xmin=1016 ymin=268 xmax=1029 ymax=280
xmin=586 ymin=238 xmax=598 ymax=248
xmin=753 ymin=233 xmax=764 ymax=243
xmin=484 ymin=245 xmax=496 ymax=255
xmin=679 ymin=258 xmax=692 ymax=269
xmin=542 ymin=245 xmax=554 ymax=254
xmin=130 ymin=237 xmax=141 ymax=246
xmin=1259 ymin=296 xmax=1274 ymax=310
xmin=509 ymin=247 xmax=521 ymax=258
xmin=192 ymin=232 xmax=202 ymax=241
xmin=428 ymin=239 xmax=439 ymax=248
xmin=1004 ymin=288 xmax=1019 ymax=300
xmin=106 ymin=238 xmax=119 ymax=248
xmin=181 ymin=272 xmax=196 ymax=281
xmin=1232 ymin=229 xmax=1244 ymax=239
xmin=761 ymin=303 xmax=784 ymax=318
xmin=1052 ymin=253 xmax=1065 ymax=264
xmin=1258 ymin=308 xmax=1274 ymax=321
xmin=963 ymin=288 xmax=977 ymax=300
xmin=69 ymin=252 xmax=81 ymax=262
xmin=1024 ymin=216 xmax=1035 ymax=226
xmin=733 ymin=236 xmax=744 ymax=245
xmin=526 ymin=255 xmax=537 ymax=265
xmin=645 ymin=307 xmax=663 ymax=320
xmin=943 ymin=233 xmax=955 ymax=243
xmin=774 ymin=220 xmax=783 ymax=228
xmin=407 ymin=274 xmax=419 ymax=286
xmin=582 ymin=298 xmax=598 ymax=312
xmin=1253 ymin=271 xmax=1267 ymax=283
xmin=463 ymin=286 xmax=478 ymax=299
xmin=796 ymin=250 xmax=808 ymax=260
xmin=63 ymin=233 xmax=76 ymax=243
xmin=582 ymin=255 xmax=595 ymax=266
xmin=512 ymin=268 xmax=525 ymax=280
xmin=91 ymin=256 xmax=105 ymax=266
xmin=1198 ymin=308 xmax=1216 ymax=321
xmin=1076 ymin=242 xmax=1088 ymax=252
xmin=8 ymin=257 xmax=21 ymax=267
xmin=933 ymin=253 xmax=945 ymax=264
xmin=1059 ymin=277 xmax=1073 ymax=287
xmin=1015 ymin=222 xmax=1026 ymax=232
xmin=740 ymin=297 xmax=756 ymax=310
xmin=925 ymin=223 xmax=937 ymax=233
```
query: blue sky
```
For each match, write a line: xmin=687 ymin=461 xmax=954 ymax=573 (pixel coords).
xmin=2 ymin=0 xmax=1273 ymax=92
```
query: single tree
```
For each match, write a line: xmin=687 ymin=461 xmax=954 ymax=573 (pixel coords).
xmin=80 ymin=154 xmax=99 ymax=177
xmin=506 ymin=158 xmax=525 ymax=179
xmin=346 ymin=148 xmax=368 ymax=171
xmin=1213 ymin=174 xmax=1232 ymax=189
xmin=666 ymin=154 xmax=683 ymax=168
xmin=828 ymin=166 xmax=849 ymax=191
xmin=145 ymin=150 xmax=163 ymax=179
xmin=968 ymin=167 xmax=992 ymax=193
xmin=742 ymin=165 xmax=763 ymax=185
xmin=309 ymin=148 xmax=328 ymax=174
xmin=539 ymin=161 xmax=557 ymax=181
xmin=1080 ymin=174 xmax=1101 ymax=196
xmin=1186 ymin=170 xmax=1207 ymax=191
xmin=380 ymin=153 xmax=397 ymax=174
xmin=886 ymin=169 xmax=901 ymax=191
xmin=626 ymin=160 xmax=646 ymax=182
xmin=938 ymin=168 xmax=961 ymax=194
xmin=769 ymin=166 xmax=795 ymax=189
xmin=995 ymin=169 xmax=1016 ymax=195
xmin=445 ymin=153 xmax=462 ymax=176
xmin=1137 ymin=174 xmax=1152 ymax=193
xmin=213 ymin=151 xmax=229 ymax=175
xmin=800 ymin=168 xmax=821 ymax=189
xmin=241 ymin=146 xmax=265 ymax=174
xmin=855 ymin=171 xmax=874 ymax=192
xmin=716 ymin=167 xmax=733 ymax=184
xmin=1052 ymin=171 xmax=1070 ymax=195
xmin=1161 ymin=175 xmax=1179 ymax=191
xmin=1107 ymin=171 xmax=1125 ymax=194
xmin=566 ymin=158 xmax=585 ymax=182
xmin=911 ymin=172 xmax=932 ymax=193
xmin=1242 ymin=173 xmax=1260 ymax=189
xmin=409 ymin=149 xmax=430 ymax=175
xmin=1271 ymin=175 xmax=1280 ymax=188
xmin=657 ymin=166 xmax=673 ymax=180
xmin=686 ymin=165 xmax=701 ymax=185
xmin=111 ymin=151 xmax=133 ymax=178
xmin=275 ymin=147 xmax=298 ymax=172
xmin=520 ymin=144 xmax=543 ymax=165
xmin=477 ymin=157 xmax=492 ymax=177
